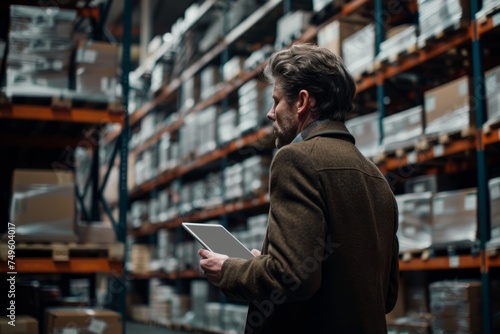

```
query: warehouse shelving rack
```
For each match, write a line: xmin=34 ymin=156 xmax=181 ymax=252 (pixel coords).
xmin=0 ymin=0 xmax=133 ymax=332
xmin=115 ymin=0 xmax=500 ymax=333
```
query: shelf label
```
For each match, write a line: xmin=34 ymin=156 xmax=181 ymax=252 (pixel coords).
xmin=407 ymin=151 xmax=417 ymax=164
xmin=434 ymin=144 xmax=444 ymax=157
xmin=449 ymin=256 xmax=460 ymax=268
xmin=493 ymin=13 xmax=500 ymax=27
xmin=464 ymin=193 xmax=477 ymax=211
xmin=88 ymin=319 xmax=107 ymax=334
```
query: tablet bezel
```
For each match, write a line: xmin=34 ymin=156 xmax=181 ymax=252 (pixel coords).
xmin=182 ymin=222 xmax=255 ymax=259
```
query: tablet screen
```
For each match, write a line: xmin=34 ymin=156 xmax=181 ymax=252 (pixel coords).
xmin=182 ymin=222 xmax=255 ymax=260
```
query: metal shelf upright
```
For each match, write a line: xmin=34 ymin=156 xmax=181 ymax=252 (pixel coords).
xmin=471 ymin=0 xmax=492 ymax=332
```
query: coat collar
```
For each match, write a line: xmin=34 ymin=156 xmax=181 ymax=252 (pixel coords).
xmin=300 ymin=119 xmax=356 ymax=144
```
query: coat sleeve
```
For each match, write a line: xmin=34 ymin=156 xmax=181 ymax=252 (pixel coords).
xmin=385 ymin=196 xmax=400 ymax=313
xmin=219 ymin=146 xmax=328 ymax=302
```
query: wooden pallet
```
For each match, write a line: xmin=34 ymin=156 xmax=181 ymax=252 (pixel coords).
xmin=418 ymin=22 xmax=467 ymax=49
xmin=428 ymin=240 xmax=481 ymax=258
xmin=436 ymin=126 xmax=475 ymax=145
xmin=374 ymin=43 xmax=419 ymax=70
xmin=400 ymin=249 xmax=432 ymax=262
xmin=483 ymin=116 xmax=500 ymax=134
xmin=0 ymin=242 xmax=124 ymax=261
xmin=476 ymin=3 xmax=500 ymax=25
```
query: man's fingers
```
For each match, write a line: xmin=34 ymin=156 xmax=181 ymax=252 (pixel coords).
xmin=251 ymin=249 xmax=261 ymax=257
xmin=198 ymin=248 xmax=211 ymax=258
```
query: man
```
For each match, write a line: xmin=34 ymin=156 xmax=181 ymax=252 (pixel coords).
xmin=199 ymin=44 xmax=399 ymax=333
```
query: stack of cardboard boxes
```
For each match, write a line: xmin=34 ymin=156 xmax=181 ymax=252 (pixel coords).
xmin=417 ymin=0 xmax=469 ymax=48
xmin=429 ymin=281 xmax=482 ymax=333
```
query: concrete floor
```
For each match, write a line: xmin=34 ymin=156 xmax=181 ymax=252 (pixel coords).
xmin=126 ymin=321 xmax=191 ymax=334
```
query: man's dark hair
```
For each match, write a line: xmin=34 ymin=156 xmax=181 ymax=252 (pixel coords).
xmin=263 ymin=43 xmax=356 ymax=122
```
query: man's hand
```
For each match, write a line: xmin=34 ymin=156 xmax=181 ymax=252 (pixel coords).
xmin=198 ymin=249 xmax=229 ymax=287
xmin=198 ymin=248 xmax=261 ymax=286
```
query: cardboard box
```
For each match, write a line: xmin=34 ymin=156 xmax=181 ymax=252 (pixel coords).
xmin=45 ymin=308 xmax=122 ymax=334
xmin=317 ymin=18 xmax=368 ymax=57
xmin=431 ymin=188 xmax=477 ymax=246
xmin=489 ymin=177 xmax=500 ymax=239
xmin=0 ymin=315 xmax=38 ymax=334
xmin=275 ymin=10 xmax=312 ymax=49
xmin=378 ymin=24 xmax=417 ymax=62
xmin=8 ymin=169 xmax=78 ymax=242
xmin=424 ymin=76 xmax=474 ymax=135
xmin=222 ymin=56 xmax=245 ymax=82
xmin=75 ymin=67 xmax=117 ymax=101
xmin=130 ymin=244 xmax=152 ymax=273
xmin=76 ymin=221 xmax=117 ymax=243
xmin=345 ymin=111 xmax=380 ymax=158
xmin=395 ymin=192 xmax=433 ymax=252
xmin=342 ymin=23 xmax=375 ymax=76
xmin=383 ymin=105 xmax=424 ymax=151
xmin=217 ymin=108 xmax=239 ymax=145
xmin=76 ymin=40 xmax=118 ymax=70
xmin=200 ymin=65 xmax=221 ymax=100
xmin=485 ymin=64 xmax=500 ymax=122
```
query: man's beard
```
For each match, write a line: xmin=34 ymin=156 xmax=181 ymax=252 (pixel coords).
xmin=273 ymin=124 xmax=298 ymax=148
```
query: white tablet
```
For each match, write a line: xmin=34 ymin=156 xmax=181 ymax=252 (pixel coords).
xmin=182 ymin=222 xmax=255 ymax=260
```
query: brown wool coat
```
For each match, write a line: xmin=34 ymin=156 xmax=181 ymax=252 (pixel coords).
xmin=220 ymin=120 xmax=399 ymax=334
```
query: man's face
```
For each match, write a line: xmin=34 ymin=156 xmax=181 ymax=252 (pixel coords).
xmin=266 ymin=86 xmax=299 ymax=148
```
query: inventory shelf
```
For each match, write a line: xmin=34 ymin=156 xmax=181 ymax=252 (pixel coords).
xmin=398 ymin=255 xmax=481 ymax=271
xmin=130 ymin=193 xmax=270 ymax=237
xmin=103 ymin=0 xmax=285 ymax=145
xmin=0 ymin=104 xmax=124 ymax=124
xmin=133 ymin=23 xmax=479 ymax=157
xmin=129 ymin=127 xmax=273 ymax=200
xmin=104 ymin=0 xmax=373 ymax=146
xmin=0 ymin=258 xmax=123 ymax=274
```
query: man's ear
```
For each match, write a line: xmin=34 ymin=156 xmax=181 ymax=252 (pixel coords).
xmin=296 ymin=89 xmax=314 ymax=116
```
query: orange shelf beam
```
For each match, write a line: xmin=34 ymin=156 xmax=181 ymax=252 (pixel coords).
xmin=483 ymin=126 xmax=500 ymax=147
xmin=399 ymin=255 xmax=481 ymax=271
xmin=487 ymin=254 xmax=500 ymax=269
xmin=0 ymin=105 xmax=123 ymax=124
xmin=0 ymin=258 xmax=123 ymax=274
xmin=129 ymin=272 xmax=177 ymax=280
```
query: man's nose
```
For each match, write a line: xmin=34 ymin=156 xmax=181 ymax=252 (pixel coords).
xmin=267 ymin=108 xmax=275 ymax=121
